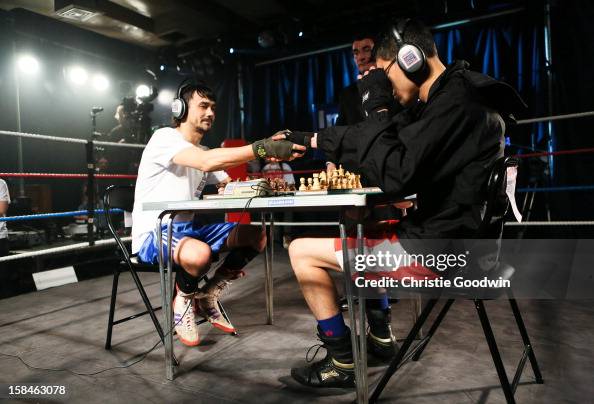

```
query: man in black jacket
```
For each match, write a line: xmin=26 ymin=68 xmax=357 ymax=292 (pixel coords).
xmin=284 ymin=19 xmax=525 ymax=389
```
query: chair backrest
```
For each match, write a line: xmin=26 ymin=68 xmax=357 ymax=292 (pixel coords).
xmin=476 ymin=156 xmax=520 ymax=239
xmin=104 ymin=185 xmax=135 ymax=263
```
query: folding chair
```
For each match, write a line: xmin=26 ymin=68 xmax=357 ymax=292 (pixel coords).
xmin=370 ymin=157 xmax=543 ymax=404
xmin=103 ymin=185 xmax=235 ymax=350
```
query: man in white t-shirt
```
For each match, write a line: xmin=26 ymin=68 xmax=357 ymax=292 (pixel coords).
xmin=0 ymin=179 xmax=10 ymax=257
xmin=132 ymin=81 xmax=303 ymax=346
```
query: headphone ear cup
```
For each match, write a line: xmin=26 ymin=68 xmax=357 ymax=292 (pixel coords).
xmin=171 ymin=98 xmax=186 ymax=120
xmin=397 ymin=44 xmax=426 ymax=74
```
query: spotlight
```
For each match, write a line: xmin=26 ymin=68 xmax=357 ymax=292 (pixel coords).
xmin=157 ymin=89 xmax=175 ymax=106
xmin=92 ymin=74 xmax=109 ymax=91
xmin=67 ymin=66 xmax=88 ymax=85
xmin=17 ymin=54 xmax=40 ymax=74
xmin=298 ymin=31 xmax=303 ymax=38
xmin=229 ymin=47 xmax=234 ymax=54
xmin=136 ymin=84 xmax=150 ymax=99
xmin=159 ymin=64 xmax=165 ymax=71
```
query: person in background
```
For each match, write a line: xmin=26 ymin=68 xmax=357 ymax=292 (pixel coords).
xmin=0 ymin=178 xmax=11 ymax=257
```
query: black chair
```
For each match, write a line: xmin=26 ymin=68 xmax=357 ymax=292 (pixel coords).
xmin=103 ymin=185 xmax=235 ymax=350
xmin=370 ymin=157 xmax=543 ymax=404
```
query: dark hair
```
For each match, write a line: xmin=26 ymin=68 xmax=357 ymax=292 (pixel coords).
xmin=376 ymin=19 xmax=436 ymax=61
xmin=173 ymin=81 xmax=216 ymax=127
xmin=352 ymin=32 xmax=376 ymax=44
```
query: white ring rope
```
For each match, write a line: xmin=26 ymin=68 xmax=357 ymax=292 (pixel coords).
xmin=94 ymin=140 xmax=146 ymax=149
xmin=516 ymin=111 xmax=594 ymax=125
xmin=0 ymin=236 xmax=131 ymax=263
xmin=504 ymin=221 xmax=594 ymax=226
xmin=0 ymin=130 xmax=86 ymax=144
xmin=0 ymin=130 xmax=145 ymax=148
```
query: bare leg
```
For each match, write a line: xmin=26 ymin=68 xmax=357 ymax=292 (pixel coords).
xmin=288 ymin=237 xmax=342 ymax=320
xmin=173 ymin=237 xmax=212 ymax=277
xmin=226 ymin=224 xmax=266 ymax=252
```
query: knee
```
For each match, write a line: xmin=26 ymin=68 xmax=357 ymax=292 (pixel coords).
xmin=178 ymin=242 xmax=211 ymax=276
xmin=288 ymin=238 xmax=309 ymax=272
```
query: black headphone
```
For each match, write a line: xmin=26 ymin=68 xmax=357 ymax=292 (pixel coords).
xmin=171 ymin=78 xmax=194 ymax=120
xmin=390 ymin=19 xmax=426 ymax=76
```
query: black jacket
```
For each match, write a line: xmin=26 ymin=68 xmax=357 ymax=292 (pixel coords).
xmin=318 ymin=61 xmax=526 ymax=239
xmin=336 ymin=83 xmax=366 ymax=126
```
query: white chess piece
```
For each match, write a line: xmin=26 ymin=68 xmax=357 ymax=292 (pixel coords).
xmin=299 ymin=177 xmax=307 ymax=191
xmin=312 ymin=173 xmax=321 ymax=191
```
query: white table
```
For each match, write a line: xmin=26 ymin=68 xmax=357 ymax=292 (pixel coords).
xmin=144 ymin=193 xmax=383 ymax=404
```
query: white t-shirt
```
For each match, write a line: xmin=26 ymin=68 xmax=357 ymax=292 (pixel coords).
xmin=0 ymin=179 xmax=10 ymax=239
xmin=131 ymin=127 xmax=229 ymax=253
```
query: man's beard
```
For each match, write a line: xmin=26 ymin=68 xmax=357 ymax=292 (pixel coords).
xmin=195 ymin=120 xmax=212 ymax=134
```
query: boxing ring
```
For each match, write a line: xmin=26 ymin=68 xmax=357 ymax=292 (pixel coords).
xmin=0 ymin=112 xmax=593 ymax=401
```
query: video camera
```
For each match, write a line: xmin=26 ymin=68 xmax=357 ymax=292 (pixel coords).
xmin=120 ymin=97 xmax=154 ymax=143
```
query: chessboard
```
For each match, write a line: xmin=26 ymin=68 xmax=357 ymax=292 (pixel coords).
xmin=204 ymin=166 xmax=382 ymax=199
xmin=295 ymin=165 xmax=381 ymax=195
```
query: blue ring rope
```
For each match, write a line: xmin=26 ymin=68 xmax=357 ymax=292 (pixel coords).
xmin=0 ymin=209 xmax=123 ymax=222
xmin=517 ymin=185 xmax=594 ymax=193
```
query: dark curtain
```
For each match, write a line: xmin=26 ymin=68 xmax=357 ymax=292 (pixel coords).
xmin=244 ymin=47 xmax=358 ymax=139
xmin=243 ymin=5 xmax=592 ymax=219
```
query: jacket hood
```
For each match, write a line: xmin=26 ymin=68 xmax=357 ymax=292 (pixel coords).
xmin=430 ymin=60 xmax=527 ymax=123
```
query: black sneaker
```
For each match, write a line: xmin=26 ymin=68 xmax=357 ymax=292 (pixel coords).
xmin=291 ymin=326 xmax=355 ymax=388
xmin=291 ymin=352 xmax=355 ymax=388
xmin=367 ymin=330 xmax=398 ymax=361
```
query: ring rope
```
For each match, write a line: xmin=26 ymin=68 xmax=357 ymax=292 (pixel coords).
xmin=517 ymin=185 xmax=594 ymax=193
xmin=0 ymin=209 xmax=123 ymax=222
xmin=0 ymin=236 xmax=131 ymax=263
xmin=0 ymin=130 xmax=145 ymax=148
xmin=513 ymin=147 xmax=594 ymax=159
xmin=0 ymin=173 xmax=137 ymax=179
xmin=516 ymin=110 xmax=594 ymax=125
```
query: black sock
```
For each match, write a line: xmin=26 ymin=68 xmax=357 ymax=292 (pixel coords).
xmin=175 ymin=269 xmax=199 ymax=294
xmin=220 ymin=247 xmax=260 ymax=272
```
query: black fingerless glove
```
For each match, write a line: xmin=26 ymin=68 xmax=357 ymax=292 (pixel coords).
xmin=357 ymin=68 xmax=394 ymax=116
xmin=284 ymin=130 xmax=314 ymax=147
xmin=252 ymin=137 xmax=295 ymax=159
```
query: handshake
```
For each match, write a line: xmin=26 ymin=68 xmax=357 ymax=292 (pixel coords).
xmin=251 ymin=130 xmax=315 ymax=161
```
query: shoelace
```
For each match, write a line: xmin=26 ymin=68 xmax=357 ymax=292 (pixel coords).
xmin=305 ymin=342 xmax=326 ymax=363
xmin=183 ymin=298 xmax=195 ymax=331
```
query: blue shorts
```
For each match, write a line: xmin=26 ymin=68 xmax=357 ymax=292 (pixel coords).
xmin=137 ymin=221 xmax=237 ymax=265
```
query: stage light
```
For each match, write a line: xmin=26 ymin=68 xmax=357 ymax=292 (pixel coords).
xmin=157 ymin=89 xmax=175 ymax=105
xmin=229 ymin=47 xmax=234 ymax=54
xmin=67 ymin=66 xmax=88 ymax=85
xmin=160 ymin=64 xmax=165 ymax=71
xmin=136 ymin=84 xmax=150 ymax=99
xmin=298 ymin=31 xmax=303 ymax=38
xmin=17 ymin=54 xmax=40 ymax=74
xmin=92 ymin=74 xmax=109 ymax=91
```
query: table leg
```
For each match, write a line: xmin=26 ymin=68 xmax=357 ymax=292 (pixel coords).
xmin=339 ymin=216 xmax=363 ymax=404
xmin=262 ymin=213 xmax=274 ymax=325
xmin=412 ymin=294 xmax=424 ymax=339
xmin=356 ymin=218 xmax=368 ymax=403
xmin=164 ymin=215 xmax=176 ymax=380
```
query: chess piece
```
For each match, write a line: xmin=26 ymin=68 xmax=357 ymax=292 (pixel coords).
xmin=307 ymin=177 xmax=313 ymax=190
xmin=338 ymin=165 xmax=344 ymax=177
xmin=312 ymin=173 xmax=321 ymax=191
xmin=299 ymin=177 xmax=307 ymax=191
